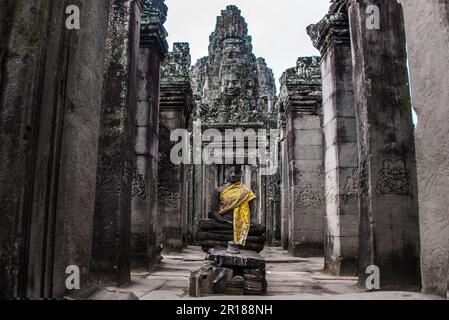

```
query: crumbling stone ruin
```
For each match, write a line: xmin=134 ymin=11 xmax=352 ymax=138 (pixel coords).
xmin=1 ymin=0 xmax=449 ymax=299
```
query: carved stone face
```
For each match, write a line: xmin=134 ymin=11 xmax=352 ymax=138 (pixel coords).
xmin=222 ymin=40 xmax=243 ymax=64
xmin=225 ymin=165 xmax=242 ymax=184
xmin=297 ymin=61 xmax=309 ymax=78
xmin=221 ymin=72 xmax=242 ymax=98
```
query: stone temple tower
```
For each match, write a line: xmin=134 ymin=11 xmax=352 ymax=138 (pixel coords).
xmin=190 ymin=5 xmax=277 ymax=125
xmin=189 ymin=5 xmax=280 ymax=246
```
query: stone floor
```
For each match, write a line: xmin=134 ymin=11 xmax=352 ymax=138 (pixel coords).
xmin=99 ymin=246 xmax=444 ymax=300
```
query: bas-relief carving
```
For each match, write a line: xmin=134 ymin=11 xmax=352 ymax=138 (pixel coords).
xmin=158 ymin=189 xmax=179 ymax=209
xmin=343 ymin=168 xmax=359 ymax=204
xmin=325 ymin=169 xmax=358 ymax=205
xmin=190 ymin=5 xmax=277 ymax=126
xmin=296 ymin=58 xmax=321 ymax=80
xmin=294 ymin=184 xmax=323 ymax=209
xmin=132 ymin=172 xmax=149 ymax=200
xmin=376 ymin=159 xmax=410 ymax=196
xmin=96 ymin=154 xmax=135 ymax=192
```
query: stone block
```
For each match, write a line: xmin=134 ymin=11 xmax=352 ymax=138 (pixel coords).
xmin=294 ymin=145 xmax=324 ymax=161
xmin=292 ymin=115 xmax=321 ymax=130
xmin=293 ymin=129 xmax=323 ymax=146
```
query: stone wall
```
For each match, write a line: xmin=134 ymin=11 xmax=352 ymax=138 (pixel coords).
xmin=159 ymin=43 xmax=192 ymax=251
xmin=401 ymin=0 xmax=449 ymax=297
xmin=91 ymin=0 xmax=143 ymax=287
xmin=279 ymin=57 xmax=325 ymax=257
xmin=0 ymin=0 xmax=111 ymax=298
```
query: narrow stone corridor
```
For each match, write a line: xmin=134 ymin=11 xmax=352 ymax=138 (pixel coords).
xmin=2 ymin=0 xmax=449 ymax=300
xmin=92 ymin=247 xmax=441 ymax=300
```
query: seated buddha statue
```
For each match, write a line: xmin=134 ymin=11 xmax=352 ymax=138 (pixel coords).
xmin=196 ymin=165 xmax=266 ymax=253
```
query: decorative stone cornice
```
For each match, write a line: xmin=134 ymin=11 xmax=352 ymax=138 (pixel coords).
xmin=161 ymin=43 xmax=191 ymax=86
xmin=160 ymin=43 xmax=193 ymax=114
xmin=140 ymin=0 xmax=169 ymax=57
xmin=278 ymin=57 xmax=322 ymax=116
xmin=307 ymin=0 xmax=350 ymax=56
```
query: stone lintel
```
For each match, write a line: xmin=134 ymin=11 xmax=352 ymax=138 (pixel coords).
xmin=160 ymin=86 xmax=192 ymax=113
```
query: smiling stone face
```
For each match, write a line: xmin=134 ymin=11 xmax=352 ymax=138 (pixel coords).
xmin=222 ymin=39 xmax=244 ymax=65
xmin=190 ymin=5 xmax=277 ymax=124
xmin=221 ymin=72 xmax=242 ymax=98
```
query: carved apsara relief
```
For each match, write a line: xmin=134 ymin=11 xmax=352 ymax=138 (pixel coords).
xmin=132 ymin=172 xmax=149 ymax=200
xmin=376 ymin=159 xmax=410 ymax=195
xmin=343 ymin=168 xmax=359 ymax=205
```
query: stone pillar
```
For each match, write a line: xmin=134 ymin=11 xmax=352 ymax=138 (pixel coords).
xmin=280 ymin=57 xmax=325 ymax=257
xmin=348 ymin=0 xmax=421 ymax=289
xmin=158 ymin=43 xmax=192 ymax=251
xmin=308 ymin=3 xmax=359 ymax=276
xmin=131 ymin=0 xmax=168 ymax=271
xmin=256 ymin=57 xmax=280 ymax=246
xmin=401 ymin=0 xmax=449 ymax=297
xmin=91 ymin=0 xmax=144 ymax=286
xmin=278 ymin=114 xmax=290 ymax=250
xmin=0 ymin=0 xmax=111 ymax=298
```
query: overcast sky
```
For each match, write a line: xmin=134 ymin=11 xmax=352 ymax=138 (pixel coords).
xmin=164 ymin=0 xmax=331 ymax=91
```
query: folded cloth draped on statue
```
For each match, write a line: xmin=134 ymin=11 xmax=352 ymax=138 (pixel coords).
xmin=219 ymin=182 xmax=256 ymax=246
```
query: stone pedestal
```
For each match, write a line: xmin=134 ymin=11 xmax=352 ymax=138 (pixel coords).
xmin=308 ymin=3 xmax=359 ymax=276
xmin=189 ymin=247 xmax=267 ymax=297
xmin=131 ymin=0 xmax=168 ymax=272
xmin=348 ymin=0 xmax=421 ymax=289
xmin=280 ymin=57 xmax=325 ymax=257
xmin=91 ymin=0 xmax=144 ymax=286
xmin=196 ymin=219 xmax=266 ymax=253
xmin=402 ymin=0 xmax=449 ymax=297
xmin=158 ymin=43 xmax=192 ymax=251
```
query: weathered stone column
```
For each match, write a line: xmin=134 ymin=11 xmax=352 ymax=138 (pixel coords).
xmin=158 ymin=43 xmax=192 ymax=251
xmin=0 ymin=0 xmax=111 ymax=298
xmin=91 ymin=0 xmax=144 ymax=286
xmin=280 ymin=57 xmax=325 ymax=257
xmin=348 ymin=0 xmax=421 ymax=289
xmin=131 ymin=0 xmax=168 ymax=271
xmin=277 ymin=111 xmax=290 ymax=250
xmin=401 ymin=0 xmax=449 ymax=297
xmin=256 ymin=57 xmax=280 ymax=246
xmin=308 ymin=2 xmax=359 ymax=276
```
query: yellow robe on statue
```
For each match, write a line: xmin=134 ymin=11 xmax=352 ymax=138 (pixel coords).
xmin=219 ymin=182 xmax=256 ymax=246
